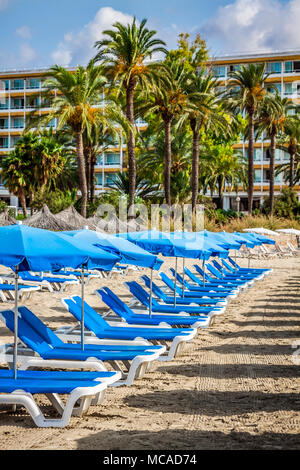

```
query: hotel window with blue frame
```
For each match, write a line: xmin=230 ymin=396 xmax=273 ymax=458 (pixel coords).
xmin=0 ymin=79 xmax=9 ymax=90
xmin=0 ymin=98 xmax=9 ymax=109
xmin=27 ymin=78 xmax=41 ymax=89
xmin=285 ymin=61 xmax=293 ymax=73
xmin=212 ymin=66 xmax=226 ymax=78
xmin=0 ymin=137 xmax=8 ymax=148
xmin=254 ymin=148 xmax=262 ymax=161
xmin=12 ymin=117 xmax=24 ymax=129
xmin=95 ymin=173 xmax=103 ymax=186
xmin=266 ymin=83 xmax=281 ymax=95
xmin=266 ymin=62 xmax=282 ymax=74
xmin=105 ymin=173 xmax=118 ymax=186
xmin=284 ymin=83 xmax=293 ymax=96
xmin=0 ymin=118 xmax=8 ymax=129
xmin=11 ymin=79 xmax=24 ymax=90
xmin=105 ymin=153 xmax=120 ymax=165
xmin=254 ymin=169 xmax=262 ymax=183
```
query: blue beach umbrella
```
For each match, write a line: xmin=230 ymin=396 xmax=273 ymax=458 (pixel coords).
xmin=62 ymin=228 xmax=163 ymax=270
xmin=0 ymin=224 xmax=120 ymax=377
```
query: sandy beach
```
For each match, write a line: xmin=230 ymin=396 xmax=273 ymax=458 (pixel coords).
xmin=0 ymin=253 xmax=299 ymax=450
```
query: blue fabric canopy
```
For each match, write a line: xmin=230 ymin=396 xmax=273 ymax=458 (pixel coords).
xmin=118 ymin=229 xmax=225 ymax=259
xmin=0 ymin=224 xmax=120 ymax=272
xmin=236 ymin=231 xmax=275 ymax=245
xmin=62 ymin=229 xmax=163 ymax=270
xmin=198 ymin=230 xmax=242 ymax=250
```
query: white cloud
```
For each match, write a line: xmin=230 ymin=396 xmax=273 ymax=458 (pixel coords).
xmin=51 ymin=6 xmax=134 ymax=66
xmin=202 ymin=0 xmax=300 ymax=55
xmin=19 ymin=43 xmax=36 ymax=63
xmin=16 ymin=25 xmax=32 ymax=39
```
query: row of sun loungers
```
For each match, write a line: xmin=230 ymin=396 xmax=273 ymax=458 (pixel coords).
xmin=238 ymin=242 xmax=300 ymax=259
xmin=0 ymin=257 xmax=272 ymax=427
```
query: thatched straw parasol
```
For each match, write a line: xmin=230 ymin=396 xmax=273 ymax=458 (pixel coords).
xmin=86 ymin=215 xmax=107 ymax=232
xmin=24 ymin=204 xmax=74 ymax=231
xmin=55 ymin=205 xmax=90 ymax=230
xmin=0 ymin=209 xmax=16 ymax=226
xmin=104 ymin=214 xmax=128 ymax=233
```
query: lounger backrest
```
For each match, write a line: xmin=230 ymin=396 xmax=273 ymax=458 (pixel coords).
xmin=125 ymin=281 xmax=159 ymax=307
xmin=99 ymin=287 xmax=134 ymax=320
xmin=193 ymin=264 xmax=212 ymax=281
xmin=212 ymin=260 xmax=223 ymax=272
xmin=19 ymin=271 xmax=42 ymax=282
xmin=0 ymin=308 xmax=58 ymax=356
xmin=184 ymin=268 xmax=201 ymax=285
xmin=222 ymin=260 xmax=235 ymax=273
xmin=227 ymin=256 xmax=239 ymax=268
xmin=96 ymin=288 xmax=134 ymax=321
xmin=65 ymin=297 xmax=109 ymax=331
xmin=141 ymin=275 xmax=166 ymax=299
xmin=159 ymin=272 xmax=182 ymax=294
xmin=205 ymin=263 xmax=222 ymax=279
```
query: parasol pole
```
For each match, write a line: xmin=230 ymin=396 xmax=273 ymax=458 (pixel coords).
xmin=173 ymin=257 xmax=178 ymax=307
xmin=182 ymin=257 xmax=185 ymax=298
xmin=149 ymin=268 xmax=153 ymax=318
xmin=13 ymin=265 xmax=19 ymax=379
xmin=202 ymin=257 xmax=206 ymax=287
xmin=81 ymin=264 xmax=85 ymax=351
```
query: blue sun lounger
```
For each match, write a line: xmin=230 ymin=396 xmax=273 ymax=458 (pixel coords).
xmin=211 ymin=260 xmax=263 ymax=281
xmin=125 ymin=280 xmax=226 ymax=315
xmin=0 ymin=368 xmax=121 ymax=428
xmin=95 ymin=286 xmax=211 ymax=328
xmin=62 ymin=296 xmax=197 ymax=361
xmin=204 ymin=264 xmax=253 ymax=288
xmin=0 ymin=283 xmax=40 ymax=302
xmin=18 ymin=271 xmax=79 ymax=292
xmin=193 ymin=264 xmax=248 ymax=291
xmin=0 ymin=307 xmax=166 ymax=387
xmin=158 ymin=273 xmax=228 ymax=305
xmin=139 ymin=276 xmax=225 ymax=314
xmin=227 ymin=256 xmax=272 ymax=276
xmin=168 ymin=269 xmax=237 ymax=299
xmin=183 ymin=268 xmax=239 ymax=296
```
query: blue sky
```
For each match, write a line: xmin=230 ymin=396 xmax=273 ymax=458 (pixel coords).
xmin=0 ymin=0 xmax=299 ymax=69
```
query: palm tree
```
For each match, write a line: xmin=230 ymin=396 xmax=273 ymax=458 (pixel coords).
xmin=256 ymin=93 xmax=291 ymax=214
xmin=93 ymin=17 xmax=167 ymax=214
xmin=226 ymin=63 xmax=269 ymax=214
xmin=138 ymin=61 xmax=195 ymax=205
xmin=181 ymin=70 xmax=229 ymax=213
xmin=276 ymin=115 xmax=300 ymax=188
xmin=26 ymin=60 xmax=108 ymax=217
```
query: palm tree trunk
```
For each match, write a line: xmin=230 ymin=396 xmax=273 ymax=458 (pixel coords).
xmin=126 ymin=82 xmax=136 ymax=219
xmin=269 ymin=134 xmax=276 ymax=215
xmin=90 ymin=151 xmax=96 ymax=204
xmin=75 ymin=131 xmax=88 ymax=218
xmin=190 ymin=121 xmax=200 ymax=213
xmin=218 ymin=175 xmax=224 ymax=209
xmin=18 ymin=188 xmax=27 ymax=217
xmin=248 ymin=111 xmax=255 ymax=215
xmin=164 ymin=118 xmax=172 ymax=206
xmin=289 ymin=151 xmax=295 ymax=188
xmin=84 ymin=145 xmax=91 ymax=201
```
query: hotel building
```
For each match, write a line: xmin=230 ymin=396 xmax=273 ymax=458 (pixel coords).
xmin=208 ymin=50 xmax=300 ymax=212
xmin=0 ymin=50 xmax=300 ymax=212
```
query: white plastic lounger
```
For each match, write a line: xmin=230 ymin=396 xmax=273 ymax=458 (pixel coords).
xmin=0 ymin=368 xmax=118 ymax=428
xmin=0 ymin=307 xmax=166 ymax=388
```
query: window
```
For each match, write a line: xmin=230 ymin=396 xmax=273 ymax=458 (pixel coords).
xmin=12 ymin=98 xmax=24 ymax=109
xmin=266 ymin=62 xmax=282 ymax=74
xmin=254 ymin=148 xmax=262 ymax=161
xmin=275 ymin=172 xmax=282 ymax=183
xmin=0 ymin=79 xmax=9 ymax=90
xmin=284 ymin=83 xmax=293 ymax=96
xmin=294 ymin=61 xmax=300 ymax=72
xmin=95 ymin=173 xmax=103 ymax=186
xmin=266 ymin=83 xmax=281 ymax=95
xmin=104 ymin=153 xmax=120 ymax=165
xmin=254 ymin=169 xmax=262 ymax=183
xmin=11 ymin=136 xmax=21 ymax=146
xmin=105 ymin=173 xmax=118 ymax=185
xmin=285 ymin=61 xmax=293 ymax=73
xmin=264 ymin=169 xmax=270 ymax=182
xmin=27 ymin=78 xmax=41 ymax=89
xmin=12 ymin=117 xmax=24 ymax=129
xmin=0 ymin=118 xmax=8 ymax=129
xmin=11 ymin=79 xmax=24 ymax=90
xmin=212 ymin=65 xmax=226 ymax=77
xmin=275 ymin=149 xmax=281 ymax=161
xmin=0 ymin=98 xmax=9 ymax=109
xmin=263 ymin=148 xmax=271 ymax=160
xmin=0 ymin=137 xmax=8 ymax=148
